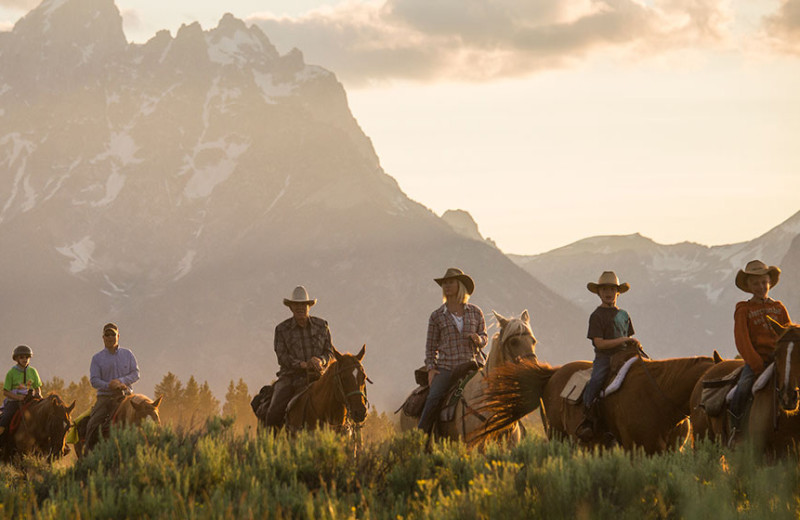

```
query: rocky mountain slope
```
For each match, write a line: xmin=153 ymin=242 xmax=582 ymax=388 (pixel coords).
xmin=0 ymin=0 xmax=586 ymax=410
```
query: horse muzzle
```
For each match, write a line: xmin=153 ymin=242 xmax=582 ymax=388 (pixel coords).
xmin=780 ymin=387 xmax=800 ymax=412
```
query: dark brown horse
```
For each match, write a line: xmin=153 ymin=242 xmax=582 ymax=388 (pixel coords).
xmin=70 ymin=393 xmax=162 ymax=457
xmin=481 ymin=348 xmax=718 ymax=454
xmin=5 ymin=394 xmax=75 ymax=461
xmin=691 ymin=319 xmax=800 ymax=455
xmin=285 ymin=345 xmax=369 ymax=434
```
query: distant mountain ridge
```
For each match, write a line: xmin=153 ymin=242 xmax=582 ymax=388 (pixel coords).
xmin=0 ymin=0 xmax=585 ymax=410
xmin=510 ymin=211 xmax=800 ymax=359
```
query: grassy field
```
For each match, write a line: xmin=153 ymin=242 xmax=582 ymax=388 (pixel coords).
xmin=0 ymin=415 xmax=798 ymax=519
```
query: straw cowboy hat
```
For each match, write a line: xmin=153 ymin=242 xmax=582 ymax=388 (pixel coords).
xmin=587 ymin=271 xmax=630 ymax=294
xmin=434 ymin=267 xmax=475 ymax=295
xmin=283 ymin=286 xmax=317 ymax=307
xmin=735 ymin=260 xmax=781 ymax=292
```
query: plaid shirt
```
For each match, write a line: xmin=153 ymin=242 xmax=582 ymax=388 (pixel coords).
xmin=425 ymin=303 xmax=488 ymax=371
xmin=274 ymin=316 xmax=335 ymax=377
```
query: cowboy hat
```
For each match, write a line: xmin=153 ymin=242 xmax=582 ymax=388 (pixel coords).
xmin=735 ymin=260 xmax=780 ymax=292
xmin=434 ymin=267 xmax=475 ymax=295
xmin=587 ymin=271 xmax=630 ymax=294
xmin=283 ymin=286 xmax=317 ymax=307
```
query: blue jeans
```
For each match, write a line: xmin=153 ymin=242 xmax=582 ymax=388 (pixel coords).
xmin=417 ymin=369 xmax=453 ymax=433
xmin=583 ymin=352 xmax=612 ymax=409
xmin=729 ymin=364 xmax=756 ymax=418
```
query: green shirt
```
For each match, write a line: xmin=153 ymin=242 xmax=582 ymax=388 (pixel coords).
xmin=3 ymin=365 xmax=42 ymax=396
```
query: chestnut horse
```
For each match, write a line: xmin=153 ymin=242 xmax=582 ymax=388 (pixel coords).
xmin=691 ymin=319 xmax=800 ymax=455
xmin=4 ymin=394 xmax=75 ymax=462
xmin=285 ymin=345 xmax=369 ymax=434
xmin=71 ymin=393 xmax=162 ymax=457
xmin=481 ymin=349 xmax=718 ymax=454
xmin=399 ymin=310 xmax=537 ymax=445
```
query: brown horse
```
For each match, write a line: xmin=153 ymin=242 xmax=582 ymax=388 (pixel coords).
xmin=285 ymin=345 xmax=369 ymax=434
xmin=70 ymin=393 xmax=162 ymax=457
xmin=481 ymin=348 xmax=718 ymax=454
xmin=4 ymin=394 xmax=75 ymax=462
xmin=399 ymin=310 xmax=538 ymax=445
xmin=690 ymin=319 xmax=800 ymax=455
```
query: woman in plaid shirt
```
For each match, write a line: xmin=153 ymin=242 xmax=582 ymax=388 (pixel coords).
xmin=418 ymin=267 xmax=488 ymax=434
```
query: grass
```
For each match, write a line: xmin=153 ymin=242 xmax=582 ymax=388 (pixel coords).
xmin=1 ymin=419 xmax=798 ymax=519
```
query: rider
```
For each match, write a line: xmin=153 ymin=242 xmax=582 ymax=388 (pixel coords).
xmin=265 ymin=286 xmax=334 ymax=431
xmin=576 ymin=271 xmax=640 ymax=442
xmin=728 ymin=260 xmax=792 ymax=443
xmin=417 ymin=267 xmax=488 ymax=434
xmin=0 ymin=345 xmax=43 ymax=444
xmin=85 ymin=323 xmax=140 ymax=450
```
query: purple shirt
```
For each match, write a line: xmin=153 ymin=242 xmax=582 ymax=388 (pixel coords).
xmin=90 ymin=347 xmax=140 ymax=396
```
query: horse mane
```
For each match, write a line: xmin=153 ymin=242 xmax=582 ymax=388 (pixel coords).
xmin=641 ymin=356 xmax=714 ymax=389
xmin=478 ymin=358 xmax=557 ymax=441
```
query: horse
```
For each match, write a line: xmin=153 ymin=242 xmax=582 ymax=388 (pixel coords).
xmin=70 ymin=393 xmax=162 ymax=457
xmin=284 ymin=345 xmax=369 ymax=435
xmin=399 ymin=310 xmax=537 ymax=445
xmin=3 ymin=394 xmax=75 ymax=462
xmin=480 ymin=346 xmax=719 ymax=454
xmin=690 ymin=319 xmax=800 ymax=456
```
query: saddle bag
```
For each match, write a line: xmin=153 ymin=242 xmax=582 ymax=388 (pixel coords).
xmin=250 ymin=384 xmax=274 ymax=421
xmin=700 ymin=366 xmax=743 ymax=417
xmin=399 ymin=385 xmax=429 ymax=417
xmin=414 ymin=366 xmax=429 ymax=387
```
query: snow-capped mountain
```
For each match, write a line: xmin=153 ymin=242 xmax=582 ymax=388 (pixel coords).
xmin=511 ymin=211 xmax=800 ymax=359
xmin=0 ymin=0 xmax=585 ymax=410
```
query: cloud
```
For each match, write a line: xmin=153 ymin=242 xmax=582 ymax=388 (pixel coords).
xmin=0 ymin=0 xmax=37 ymax=10
xmin=763 ymin=0 xmax=800 ymax=54
xmin=248 ymin=0 xmax=733 ymax=85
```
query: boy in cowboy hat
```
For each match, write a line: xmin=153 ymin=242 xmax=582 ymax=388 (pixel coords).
xmin=265 ymin=286 xmax=335 ymax=431
xmin=0 ymin=345 xmax=43 ymax=441
xmin=728 ymin=260 xmax=792 ymax=442
xmin=576 ymin=271 xmax=640 ymax=442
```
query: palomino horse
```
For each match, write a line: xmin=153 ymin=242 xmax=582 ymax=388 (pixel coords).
xmin=399 ymin=310 xmax=537 ymax=445
xmin=481 ymin=347 xmax=718 ymax=454
xmin=3 ymin=394 xmax=75 ymax=462
xmin=71 ymin=393 xmax=162 ymax=457
xmin=691 ymin=319 xmax=800 ymax=455
xmin=285 ymin=345 xmax=369 ymax=433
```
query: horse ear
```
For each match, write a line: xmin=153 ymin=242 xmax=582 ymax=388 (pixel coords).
xmin=493 ymin=310 xmax=508 ymax=328
xmin=152 ymin=395 xmax=162 ymax=409
xmin=332 ymin=344 xmax=343 ymax=360
xmin=356 ymin=344 xmax=366 ymax=361
xmin=520 ymin=309 xmax=530 ymax=324
xmin=767 ymin=315 xmax=787 ymax=337
xmin=67 ymin=400 xmax=76 ymax=413
xmin=712 ymin=350 xmax=723 ymax=364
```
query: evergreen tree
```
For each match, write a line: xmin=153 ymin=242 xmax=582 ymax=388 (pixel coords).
xmin=222 ymin=379 xmax=256 ymax=434
xmin=153 ymin=372 xmax=184 ymax=426
xmin=42 ymin=376 xmax=66 ymax=397
xmin=65 ymin=376 xmax=94 ymax=416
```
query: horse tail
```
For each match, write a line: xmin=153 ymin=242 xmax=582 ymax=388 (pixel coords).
xmin=475 ymin=358 xmax=557 ymax=442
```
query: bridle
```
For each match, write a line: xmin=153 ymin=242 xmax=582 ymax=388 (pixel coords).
xmin=332 ymin=361 xmax=372 ymax=423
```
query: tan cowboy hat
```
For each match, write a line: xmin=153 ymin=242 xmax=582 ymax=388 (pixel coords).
xmin=587 ymin=271 xmax=630 ymax=294
xmin=735 ymin=260 xmax=781 ymax=292
xmin=434 ymin=267 xmax=475 ymax=295
xmin=283 ymin=286 xmax=317 ymax=307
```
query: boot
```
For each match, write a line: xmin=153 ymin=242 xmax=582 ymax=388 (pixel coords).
xmin=727 ymin=410 xmax=742 ymax=448
xmin=576 ymin=405 xmax=596 ymax=442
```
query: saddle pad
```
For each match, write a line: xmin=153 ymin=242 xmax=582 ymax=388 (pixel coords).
xmin=601 ymin=356 xmax=639 ymax=397
xmin=752 ymin=362 xmax=775 ymax=394
xmin=560 ymin=369 xmax=591 ymax=404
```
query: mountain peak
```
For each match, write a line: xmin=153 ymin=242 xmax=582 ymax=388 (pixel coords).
xmin=206 ymin=13 xmax=279 ymax=66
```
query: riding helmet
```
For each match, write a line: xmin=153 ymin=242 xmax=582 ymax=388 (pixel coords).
xmin=12 ymin=344 xmax=33 ymax=360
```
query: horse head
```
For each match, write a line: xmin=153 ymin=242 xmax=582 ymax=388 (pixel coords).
xmin=331 ymin=344 xmax=370 ymax=424
xmin=40 ymin=394 xmax=75 ymax=460
xmin=769 ymin=317 xmax=800 ymax=412
xmin=129 ymin=395 xmax=163 ymax=425
xmin=490 ymin=310 xmax=537 ymax=368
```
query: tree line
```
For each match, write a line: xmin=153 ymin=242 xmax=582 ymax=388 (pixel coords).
xmin=41 ymin=373 xmax=257 ymax=433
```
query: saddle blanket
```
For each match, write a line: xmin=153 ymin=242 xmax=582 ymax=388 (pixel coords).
xmin=560 ymin=356 xmax=639 ymax=404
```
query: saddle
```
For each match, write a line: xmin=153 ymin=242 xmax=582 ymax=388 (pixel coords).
xmin=397 ymin=361 xmax=481 ymax=421
xmin=699 ymin=363 xmax=776 ymax=417
xmin=561 ymin=346 xmax=644 ymax=405
xmin=250 ymin=384 xmax=274 ymax=425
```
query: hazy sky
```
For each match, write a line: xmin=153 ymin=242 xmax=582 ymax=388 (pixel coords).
xmin=2 ymin=0 xmax=799 ymax=255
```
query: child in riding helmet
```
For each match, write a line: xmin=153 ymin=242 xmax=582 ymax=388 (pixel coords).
xmin=0 ymin=345 xmax=43 ymax=437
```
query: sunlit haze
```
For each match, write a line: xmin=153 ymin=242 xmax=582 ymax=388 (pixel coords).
xmin=2 ymin=0 xmax=798 ymax=254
